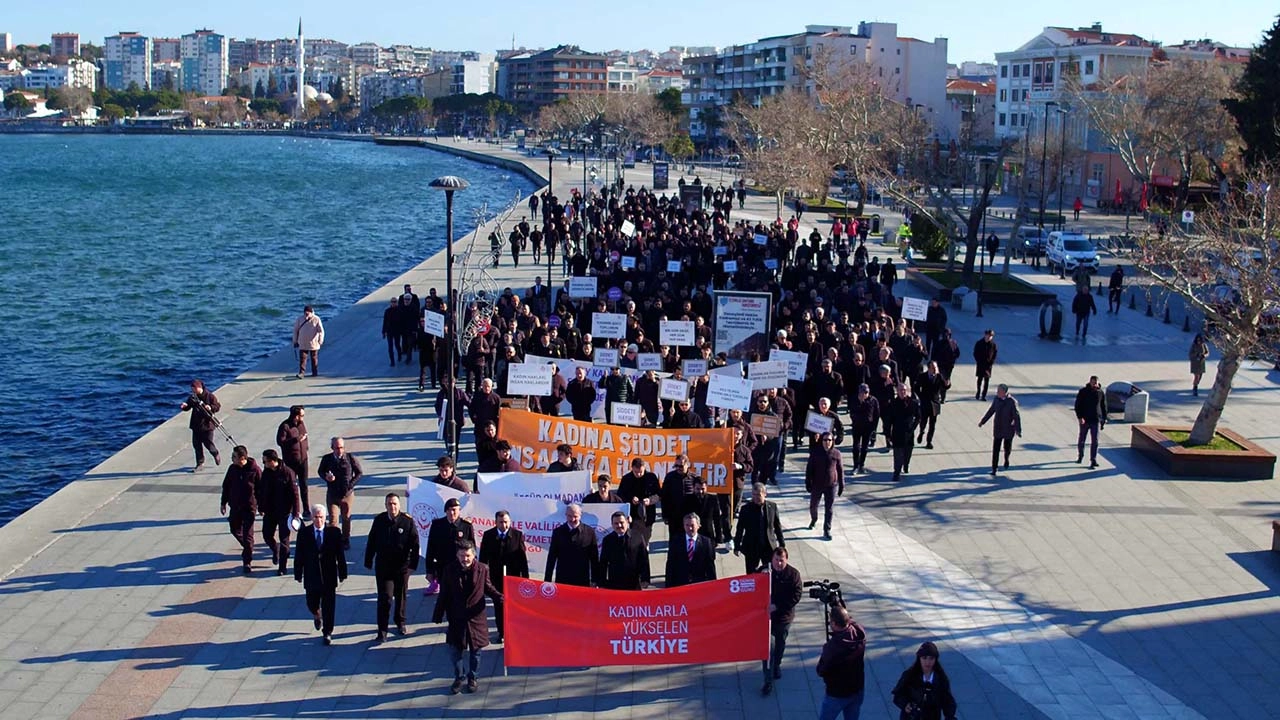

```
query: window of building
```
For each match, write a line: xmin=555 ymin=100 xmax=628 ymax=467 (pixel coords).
xmin=1012 ymin=64 xmax=1020 ymax=78
xmin=998 ymin=112 xmax=1006 ymax=126
xmin=850 ymin=45 xmax=857 ymax=55
xmin=1022 ymin=63 xmax=1030 ymax=77
xmin=896 ymin=48 xmax=901 ymax=55
xmin=999 ymin=89 xmax=1007 ymax=102
xmin=1085 ymin=59 xmax=1094 ymax=74
xmin=1045 ymin=62 xmax=1054 ymax=83
xmin=1001 ymin=64 xmax=1008 ymax=78
xmin=895 ymin=67 xmax=900 ymax=74
xmin=1033 ymin=62 xmax=1042 ymax=84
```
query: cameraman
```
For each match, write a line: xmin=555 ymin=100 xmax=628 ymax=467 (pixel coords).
xmin=761 ymin=547 xmax=801 ymax=696
xmin=815 ymin=605 xmax=867 ymax=720
xmin=180 ymin=379 xmax=221 ymax=471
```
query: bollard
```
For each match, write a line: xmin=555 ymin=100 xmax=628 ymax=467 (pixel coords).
xmin=1182 ymin=314 xmax=1191 ymax=332
xmin=1129 ymin=293 xmax=1137 ymax=310
xmin=1146 ymin=300 xmax=1154 ymax=317
xmin=1096 ymin=281 xmax=1103 ymax=296
xmin=1163 ymin=305 xmax=1172 ymax=324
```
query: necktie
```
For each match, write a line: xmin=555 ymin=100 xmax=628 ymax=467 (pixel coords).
xmin=499 ymin=532 xmax=506 ymax=541
xmin=316 ymin=529 xmax=323 ymax=546
xmin=687 ymin=536 xmax=695 ymax=562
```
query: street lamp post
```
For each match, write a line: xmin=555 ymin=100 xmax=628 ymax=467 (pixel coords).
xmin=1056 ymin=108 xmax=1069 ymax=232
xmin=1037 ymin=101 xmax=1057 ymax=271
xmin=977 ymin=158 xmax=995 ymax=318
xmin=545 ymin=147 xmax=559 ymax=285
xmin=429 ymin=175 xmax=470 ymax=457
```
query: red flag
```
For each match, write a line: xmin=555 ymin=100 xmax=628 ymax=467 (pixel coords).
xmin=504 ymin=575 xmax=770 ymax=667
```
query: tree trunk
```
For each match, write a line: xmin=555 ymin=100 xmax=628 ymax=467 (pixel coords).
xmin=1188 ymin=350 xmax=1240 ymax=445
xmin=775 ymin=190 xmax=783 ymax=220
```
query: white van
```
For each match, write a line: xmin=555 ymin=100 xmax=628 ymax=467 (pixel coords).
xmin=1045 ymin=231 xmax=1099 ymax=273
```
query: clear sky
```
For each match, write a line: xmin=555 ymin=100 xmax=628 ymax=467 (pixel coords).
xmin=5 ymin=0 xmax=1276 ymax=65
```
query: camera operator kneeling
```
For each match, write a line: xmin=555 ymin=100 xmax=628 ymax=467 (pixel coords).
xmin=892 ymin=642 xmax=958 ymax=720
xmin=815 ymin=606 xmax=867 ymax=720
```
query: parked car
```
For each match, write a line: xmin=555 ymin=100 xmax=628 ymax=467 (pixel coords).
xmin=1045 ymin=231 xmax=1100 ymax=273
xmin=1014 ymin=226 xmax=1048 ymax=259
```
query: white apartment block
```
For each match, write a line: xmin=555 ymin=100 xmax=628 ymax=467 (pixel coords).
xmin=0 ymin=33 xmax=14 ymax=54
xmin=105 ymin=32 xmax=153 ymax=90
xmin=639 ymin=69 xmax=687 ymax=93
xmin=349 ymin=43 xmax=382 ymax=68
xmin=607 ymin=62 xmax=638 ymax=93
xmin=21 ymin=58 xmax=98 ymax=90
xmin=152 ymin=38 xmax=180 ymax=63
xmin=450 ymin=54 xmax=496 ymax=95
xmin=181 ymin=29 xmax=229 ymax=96
xmin=151 ymin=61 xmax=182 ymax=91
xmin=359 ymin=70 xmax=428 ymax=111
xmin=235 ymin=63 xmax=274 ymax=95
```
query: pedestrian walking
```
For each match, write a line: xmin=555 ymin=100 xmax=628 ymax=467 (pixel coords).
xmin=258 ymin=449 xmax=301 ymax=576
xmin=598 ymin=511 xmax=650 ymax=590
xmin=478 ymin=510 xmax=529 ymax=642
xmin=1072 ymin=196 xmax=1083 ymax=221
xmin=292 ymin=305 xmax=325 ymax=378
xmin=978 ymin=384 xmax=1022 ymax=475
xmin=972 ymin=329 xmax=998 ymax=401
xmin=806 ymin=433 xmax=844 ymax=540
xmin=317 ymin=437 xmax=362 ymax=550
xmin=364 ymin=492 xmax=419 ymax=643
xmin=181 ymin=378 xmax=222 ymax=471
xmin=276 ymin=405 xmax=311 ymax=516
xmin=294 ymin=504 xmax=347 ymax=646
xmin=432 ymin=542 xmax=502 ymax=695
xmin=815 ymin=606 xmax=868 ymax=720
xmin=666 ymin=513 xmax=717 ymax=587
xmin=1189 ymin=334 xmax=1210 ymax=396
xmin=914 ymin=363 xmax=947 ymax=449
xmin=891 ymin=642 xmax=958 ymax=720
xmin=760 ymin=547 xmax=802 ymax=696
xmin=930 ymin=330 xmax=960 ymax=404
xmin=382 ymin=297 xmax=401 ymax=367
xmin=545 ymin=504 xmax=598 ymax=587
xmin=734 ymin=483 xmax=785 ymax=574
xmin=885 ymin=383 xmax=921 ymax=481
xmin=424 ymin=497 xmax=475 ymax=595
xmin=1074 ymin=375 xmax=1107 ymax=469
xmin=1072 ymin=287 xmax=1098 ymax=339
xmin=1107 ymin=266 xmax=1125 ymax=313
xmin=618 ymin=458 xmax=661 ymax=546
xmin=219 ymin=445 xmax=259 ymax=574
xmin=847 ymin=384 xmax=880 ymax=474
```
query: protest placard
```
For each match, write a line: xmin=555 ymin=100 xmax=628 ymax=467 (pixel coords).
xmin=770 ymin=349 xmax=808 ymax=382
xmin=637 ymin=353 xmax=662 ymax=371
xmin=569 ymin=276 xmax=598 ymax=299
xmin=424 ymin=311 xmax=445 ymax=338
xmin=660 ymin=320 xmax=695 ymax=346
xmin=901 ymin=296 xmax=929 ymax=322
xmin=723 ymin=260 xmax=739 ymax=273
xmin=506 ymin=362 xmax=553 ymax=396
xmin=620 ymin=256 xmax=636 ymax=270
xmin=593 ymin=348 xmax=620 ymax=368
xmin=667 ymin=260 xmax=681 ymax=273
xmin=682 ymin=359 xmax=708 ymax=377
xmin=749 ymin=413 xmax=783 ymax=438
xmin=620 ymin=219 xmax=636 ymax=237
xmin=706 ymin=374 xmax=753 ymax=411
xmin=592 ymin=312 xmax=627 ymax=339
xmin=659 ymin=378 xmax=689 ymax=402
xmin=609 ymin=402 xmax=643 ymax=426
xmin=754 ymin=233 xmax=768 ymax=246
xmin=748 ymin=360 xmax=790 ymax=390
xmin=804 ymin=412 xmax=835 ymax=435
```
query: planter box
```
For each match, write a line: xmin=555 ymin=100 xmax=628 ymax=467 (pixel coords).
xmin=905 ymin=266 xmax=1055 ymax=307
xmin=1130 ymin=425 xmax=1276 ymax=480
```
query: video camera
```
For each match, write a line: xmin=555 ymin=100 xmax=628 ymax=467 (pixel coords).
xmin=803 ymin=579 xmax=845 ymax=608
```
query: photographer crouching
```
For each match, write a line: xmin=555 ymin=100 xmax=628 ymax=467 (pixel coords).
xmin=816 ymin=603 xmax=867 ymax=720
xmin=761 ymin=547 xmax=802 ymax=696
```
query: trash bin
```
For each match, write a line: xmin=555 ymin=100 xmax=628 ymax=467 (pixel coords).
xmin=1124 ymin=391 xmax=1149 ymax=423
xmin=1038 ymin=299 xmax=1063 ymax=339
xmin=857 ymin=214 xmax=882 ymax=236
xmin=1106 ymin=382 xmax=1143 ymax=416
xmin=951 ymin=287 xmax=968 ymax=310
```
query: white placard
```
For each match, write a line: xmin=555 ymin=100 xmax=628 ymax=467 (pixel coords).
xmin=506 ymin=361 xmax=553 ymax=396
xmin=667 ymin=260 xmax=681 ymax=273
xmin=569 ymin=276 xmax=599 ymax=298
xmin=723 ymin=260 xmax=739 ymax=273
xmin=901 ymin=296 xmax=929 ymax=322
xmin=770 ymin=349 xmax=808 ymax=382
xmin=593 ymin=348 xmax=620 ymax=368
xmin=609 ymin=402 xmax=643 ymax=426
xmin=592 ymin=312 xmax=627 ymax=339
xmin=713 ymin=246 xmax=728 ymax=257
xmin=424 ymin=310 xmax=446 ymax=338
xmin=621 ymin=219 xmax=636 ymax=236
xmin=637 ymin=353 xmax=662 ymax=371
xmin=661 ymin=320 xmax=696 ymax=346
xmin=621 ymin=256 xmax=637 ymax=270
xmin=710 ymin=361 xmax=743 ymax=377
xmin=706 ymin=374 xmax=753 ymax=411
xmin=682 ymin=359 xmax=708 ymax=377
xmin=1182 ymin=210 xmax=1195 ymax=224
xmin=749 ymin=360 xmax=791 ymax=390
xmin=804 ymin=412 xmax=835 ymax=435
xmin=659 ymin=378 xmax=689 ymax=402
xmin=754 ymin=233 xmax=768 ymax=246
xmin=477 ymin=470 xmax=593 ymax=504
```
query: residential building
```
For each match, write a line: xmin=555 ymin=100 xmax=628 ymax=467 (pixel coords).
xmin=181 ymin=29 xmax=229 ymax=96
xmin=151 ymin=61 xmax=182 ymax=91
xmin=310 ymin=55 xmax=358 ymax=101
xmin=450 ymin=53 xmax=496 ymax=95
xmin=104 ymin=32 xmax=152 ymax=90
xmin=21 ymin=59 xmax=98 ymax=90
xmin=306 ymin=38 xmax=348 ymax=58
xmin=235 ymin=63 xmax=274 ymax=96
xmin=1 ymin=33 xmax=14 ymax=54
xmin=422 ymin=68 xmax=451 ymax=99
xmin=51 ymin=33 xmax=80 ymax=59
xmin=639 ymin=69 xmax=687 ymax=93
xmin=253 ymin=39 xmax=277 ymax=66
xmin=152 ymin=38 xmax=180 ymax=63
xmin=941 ymin=78 xmax=996 ymax=146
xmin=497 ymin=45 xmax=612 ymax=105
xmin=349 ymin=42 xmax=382 ymax=68
xmin=271 ymin=38 xmax=297 ymax=66
xmin=948 ymin=61 xmax=997 ymax=80
xmin=359 ymin=70 xmax=429 ymax=111
xmin=607 ymin=62 xmax=638 ymax=93
xmin=228 ymin=39 xmax=260 ymax=71
xmin=682 ymin=23 xmax=948 ymax=146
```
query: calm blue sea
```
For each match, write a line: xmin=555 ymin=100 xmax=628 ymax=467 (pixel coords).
xmin=0 ymin=133 xmax=533 ymax=526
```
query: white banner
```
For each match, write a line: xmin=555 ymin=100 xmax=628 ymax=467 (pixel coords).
xmin=637 ymin=353 xmax=662 ymax=371
xmin=476 ymin=470 xmax=593 ymax=504
xmin=660 ymin=320 xmax=696 ymax=347
xmin=706 ymin=374 xmax=753 ymax=411
xmin=569 ymin=276 xmax=599 ymax=299
xmin=593 ymin=312 xmax=627 ymax=339
xmin=659 ymin=378 xmax=689 ymax=402
xmin=507 ymin=362 xmax=553 ymax=396
xmin=525 ymin=353 xmax=659 ymax=421
xmin=749 ymin=360 xmax=790 ymax=390
xmin=609 ymin=402 xmax=643 ymax=426
xmin=424 ymin=311 xmax=446 ymax=338
xmin=901 ymin=296 xmax=929 ymax=322
xmin=593 ymin=348 xmax=620 ymax=368
xmin=770 ymin=349 xmax=808 ymax=382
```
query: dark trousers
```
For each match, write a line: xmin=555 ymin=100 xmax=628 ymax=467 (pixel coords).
xmin=976 ymin=375 xmax=991 ymax=399
xmin=227 ymin=510 xmax=255 ymax=567
xmin=306 ymin=586 xmax=337 ymax=636
xmin=386 ymin=335 xmax=398 ymax=364
xmin=763 ymin=620 xmax=792 ymax=679
xmin=1078 ymin=421 xmax=1100 ymax=463
xmin=992 ymin=436 xmax=1013 ymax=471
xmin=284 ymin=457 xmax=310 ymax=516
xmin=939 ymin=369 xmax=953 ymax=402
xmin=419 ymin=358 xmax=436 ymax=388
xmin=753 ymin=441 xmax=780 ymax=485
xmin=851 ymin=428 xmax=874 ymax=470
xmin=376 ymin=568 xmax=411 ymax=632
xmin=261 ymin=513 xmax=292 ymax=572
xmin=809 ymin=487 xmax=835 ymax=534
xmin=743 ymin=550 xmax=768 ymax=575
xmin=299 ymin=349 xmax=319 ymax=376
xmin=398 ymin=334 xmax=414 ymax=362
xmin=192 ymin=429 xmax=219 ymax=465
xmin=892 ymin=443 xmax=914 ymax=479
xmin=1109 ymin=288 xmax=1122 ymax=312
xmin=1075 ymin=313 xmax=1090 ymax=337
xmin=918 ymin=413 xmax=937 ymax=444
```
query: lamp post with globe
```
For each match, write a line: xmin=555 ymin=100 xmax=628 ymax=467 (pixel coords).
xmin=429 ymin=175 xmax=469 ymax=455
xmin=544 ymin=147 xmax=560 ymax=284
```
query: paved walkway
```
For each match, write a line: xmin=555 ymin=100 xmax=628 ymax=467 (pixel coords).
xmin=0 ymin=136 xmax=1277 ymax=720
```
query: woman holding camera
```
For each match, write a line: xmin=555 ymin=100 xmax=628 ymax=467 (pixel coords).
xmin=892 ymin=641 xmax=957 ymax=720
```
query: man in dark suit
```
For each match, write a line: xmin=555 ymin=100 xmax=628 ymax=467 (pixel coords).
xmin=684 ymin=477 xmax=726 ymax=545
xmin=424 ymin=498 xmax=475 ymax=595
xmin=432 ymin=542 xmax=503 ymax=695
xmin=545 ymin=503 xmax=598 ymax=586
xmin=295 ymin=504 xmax=348 ymax=645
xmin=660 ymin=454 xmax=696 ymax=542
xmin=364 ymin=492 xmax=420 ymax=643
xmin=734 ymin=483 xmax=785 ymax=574
xmin=617 ymin=458 xmax=661 ymax=546
xmin=598 ymin=512 xmax=650 ymax=590
xmin=665 ymin=513 xmax=717 ymax=587
xmin=219 ymin=445 xmax=260 ymax=575
xmin=478 ymin=510 xmax=530 ymax=641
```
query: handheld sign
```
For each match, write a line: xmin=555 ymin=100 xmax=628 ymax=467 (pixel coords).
xmin=754 ymin=233 xmax=768 ymax=246
xmin=506 ymin=362 xmax=553 ymax=396
xmin=723 ymin=260 xmax=739 ymax=273
xmin=424 ymin=311 xmax=446 ymax=338
xmin=748 ymin=360 xmax=790 ymax=390
xmin=749 ymin=413 xmax=783 ymax=438
xmin=713 ymin=246 xmax=728 ymax=257
xmin=667 ymin=260 xmax=681 ymax=273
xmin=804 ymin=412 xmax=835 ymax=435
xmin=682 ymin=359 xmax=708 ymax=377
xmin=661 ymin=320 xmax=696 ymax=347
xmin=901 ymin=296 xmax=929 ymax=322
xmin=609 ymin=402 xmax=642 ymax=426
xmin=637 ymin=353 xmax=662 ymax=371
xmin=593 ymin=348 xmax=620 ymax=368
xmin=569 ymin=276 xmax=598 ymax=299
xmin=548 ymin=314 xmax=561 ymax=328
xmin=706 ymin=374 xmax=753 ymax=411
xmin=764 ymin=259 xmax=779 ymax=270
xmin=659 ymin=378 xmax=689 ymax=402
xmin=621 ymin=256 xmax=637 ymax=270
xmin=770 ymin=349 xmax=808 ymax=382
xmin=607 ymin=286 xmax=623 ymax=302
xmin=592 ymin=312 xmax=627 ymax=339
xmin=621 ymin=219 xmax=636 ymax=237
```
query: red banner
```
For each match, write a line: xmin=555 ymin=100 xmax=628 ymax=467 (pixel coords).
xmin=503 ymin=575 xmax=770 ymax=667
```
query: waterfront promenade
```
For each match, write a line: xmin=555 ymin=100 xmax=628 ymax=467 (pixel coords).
xmin=0 ymin=136 xmax=1277 ymax=719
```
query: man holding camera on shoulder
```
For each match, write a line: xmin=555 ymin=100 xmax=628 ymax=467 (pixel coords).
xmin=816 ymin=605 xmax=867 ymax=720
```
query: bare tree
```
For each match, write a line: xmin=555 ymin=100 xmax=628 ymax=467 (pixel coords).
xmin=723 ymin=93 xmax=832 ymax=218
xmin=1136 ymin=164 xmax=1280 ymax=444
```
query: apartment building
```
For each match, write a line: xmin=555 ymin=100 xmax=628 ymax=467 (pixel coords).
xmin=50 ymin=33 xmax=80 ymax=59
xmin=151 ymin=61 xmax=182 ymax=91
xmin=639 ymin=69 xmax=687 ymax=93
xmin=497 ymin=45 xmax=615 ymax=105
xmin=21 ymin=58 xmax=97 ymax=90
xmin=0 ymin=33 xmax=14 ymax=54
xmin=941 ymin=78 xmax=996 ymax=145
xmin=105 ymin=32 xmax=153 ymax=90
xmin=153 ymin=38 xmax=180 ymax=63
xmin=181 ymin=29 xmax=229 ymax=96
xmin=450 ymin=53 xmax=496 ymax=95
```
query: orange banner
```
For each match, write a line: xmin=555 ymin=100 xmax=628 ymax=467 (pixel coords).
xmin=503 ymin=576 xmax=769 ymax=667
xmin=499 ymin=408 xmax=735 ymax=494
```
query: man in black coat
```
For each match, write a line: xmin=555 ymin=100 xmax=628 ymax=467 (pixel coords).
xmin=276 ymin=405 xmax=311 ymax=517
xmin=761 ymin=547 xmax=803 ymax=695
xmin=258 ymin=449 xmax=302 ymax=576
xmin=295 ymin=504 xmax=348 ymax=645
xmin=914 ymin=363 xmax=947 ymax=449
xmin=924 ymin=299 xmax=949 ymax=353
xmin=684 ymin=477 xmax=726 ymax=544
xmin=847 ymin=384 xmax=879 ymax=475
xmin=734 ymin=483 xmax=785 ymax=574
xmin=432 ymin=542 xmax=502 ymax=694
xmin=478 ymin=510 xmax=530 ymax=641
xmin=886 ymin=383 xmax=921 ymax=482
xmin=1071 ymin=286 xmax=1098 ymax=339
xmin=805 ymin=434 xmax=844 ymax=539
xmin=565 ymin=366 xmax=597 ymax=421
xmin=598 ymin=512 xmax=651 ymax=590
xmin=618 ymin=458 xmax=661 ymax=545
xmin=424 ymin=498 xmax=475 ymax=595
xmin=972 ymin=329 xmax=999 ymax=401
xmin=220 ymin=445 xmax=259 ymax=574
xmin=660 ymin=454 xmax=696 ymax=541
xmin=665 ymin=514 xmax=717 ymax=587
xmin=584 ymin=475 xmax=624 ymax=504
xmin=317 ymin=437 xmax=362 ymax=550
xmin=1074 ymin=375 xmax=1108 ymax=469
xmin=181 ymin=378 xmax=221 ymax=470
xmin=364 ymin=492 xmax=420 ymax=642
xmin=545 ymin=503 xmax=598 ymax=586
